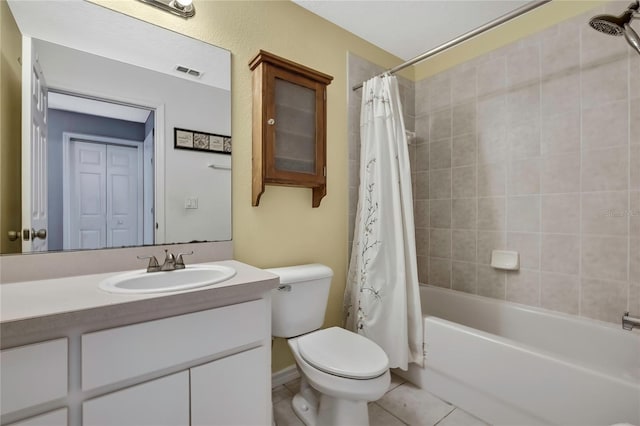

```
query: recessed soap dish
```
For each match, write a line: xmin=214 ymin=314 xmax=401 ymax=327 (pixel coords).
xmin=491 ymin=250 xmax=519 ymax=271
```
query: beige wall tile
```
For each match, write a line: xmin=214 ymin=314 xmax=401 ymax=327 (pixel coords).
xmin=452 ymin=230 xmax=476 ymax=262
xmin=477 ymin=163 xmax=506 ymax=196
xmin=452 ymin=261 xmax=477 ymax=294
xmin=477 ymin=231 xmax=507 ymax=264
xmin=429 ymin=169 xmax=452 ymax=200
xmin=631 ymin=55 xmax=640 ymax=101
xmin=428 ymin=73 xmax=452 ymax=113
xmin=507 ymin=270 xmax=540 ymax=306
xmin=507 ymin=196 xmax=540 ymax=233
xmin=452 ymin=102 xmax=476 ymax=137
xmin=451 ymin=66 xmax=477 ymax=106
xmin=508 ymin=158 xmax=540 ymax=195
xmin=581 ymin=191 xmax=629 ymax=236
xmin=541 ymin=234 xmax=580 ymax=275
xmin=541 ymin=194 xmax=580 ymax=234
xmin=452 ymin=198 xmax=476 ymax=230
xmin=508 ymin=120 xmax=540 ymax=160
xmin=581 ymin=278 xmax=628 ymax=324
xmin=452 ymin=134 xmax=476 ymax=167
xmin=477 ymin=265 xmax=506 ymax=299
xmin=581 ymin=59 xmax=628 ymax=107
xmin=477 ymin=126 xmax=508 ymax=164
xmin=430 ymin=139 xmax=451 ymax=170
xmin=415 ymin=115 xmax=430 ymax=144
xmin=541 ymin=72 xmax=580 ymax=117
xmin=430 ymin=229 xmax=452 ymax=259
xmin=630 ymin=238 xmax=640 ymax=284
xmin=582 ymin=147 xmax=628 ymax=192
xmin=477 ymin=197 xmax=506 ymax=230
xmin=540 ymin=153 xmax=580 ymax=194
xmin=631 ymin=99 xmax=639 ymax=143
xmin=507 ymin=44 xmax=540 ymax=88
xmin=540 ymin=111 xmax=580 ymax=156
xmin=415 ymin=142 xmax=429 ymax=172
xmin=541 ymin=27 xmax=579 ymax=78
xmin=540 ymin=272 xmax=579 ymax=315
xmin=414 ymin=199 xmax=429 ymax=229
xmin=631 ymin=146 xmax=639 ymax=191
xmin=417 ymin=255 xmax=429 ymax=284
xmin=507 ymin=232 xmax=540 ymax=269
xmin=430 ymin=199 xmax=451 ymax=229
xmin=631 ymin=192 xmax=640 ymax=237
xmin=507 ymin=85 xmax=540 ymax=126
xmin=452 ymin=166 xmax=476 ymax=199
xmin=429 ymin=257 xmax=452 ymax=288
xmin=430 ymin=108 xmax=452 ymax=141
xmin=477 ymin=56 xmax=507 ymax=98
xmin=477 ymin=95 xmax=506 ymax=131
xmin=582 ymin=100 xmax=629 ymax=151
xmin=581 ymin=235 xmax=628 ymax=281
xmin=415 ymin=228 xmax=429 ymax=257
xmin=415 ymin=171 xmax=429 ymax=200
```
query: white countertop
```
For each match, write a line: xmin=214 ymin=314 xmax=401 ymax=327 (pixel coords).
xmin=0 ymin=260 xmax=279 ymax=348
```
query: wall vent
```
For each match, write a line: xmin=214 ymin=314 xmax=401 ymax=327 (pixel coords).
xmin=175 ymin=65 xmax=202 ymax=78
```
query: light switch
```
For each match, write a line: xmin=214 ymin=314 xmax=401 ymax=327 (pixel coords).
xmin=185 ymin=197 xmax=199 ymax=209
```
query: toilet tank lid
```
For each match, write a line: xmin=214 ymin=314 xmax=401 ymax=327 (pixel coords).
xmin=265 ymin=264 xmax=333 ymax=284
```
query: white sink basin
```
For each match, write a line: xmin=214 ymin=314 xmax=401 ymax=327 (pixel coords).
xmin=99 ymin=265 xmax=236 ymax=294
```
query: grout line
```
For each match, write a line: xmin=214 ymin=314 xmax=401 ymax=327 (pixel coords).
xmin=372 ymin=401 xmax=410 ymax=426
xmin=578 ymin=22 xmax=584 ymax=318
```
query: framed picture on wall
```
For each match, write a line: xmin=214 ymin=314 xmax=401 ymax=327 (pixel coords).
xmin=174 ymin=128 xmax=232 ymax=154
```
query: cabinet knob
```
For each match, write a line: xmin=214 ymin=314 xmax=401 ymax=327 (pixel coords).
xmin=7 ymin=230 xmax=20 ymax=241
xmin=267 ymin=118 xmax=275 ymax=125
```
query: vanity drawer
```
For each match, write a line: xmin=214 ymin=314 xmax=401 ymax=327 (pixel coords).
xmin=82 ymin=299 xmax=266 ymax=390
xmin=0 ymin=339 xmax=68 ymax=416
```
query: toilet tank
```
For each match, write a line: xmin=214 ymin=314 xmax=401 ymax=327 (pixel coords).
xmin=267 ymin=264 xmax=333 ymax=338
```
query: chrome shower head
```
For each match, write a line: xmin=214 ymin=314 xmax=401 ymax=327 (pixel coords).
xmin=589 ymin=1 xmax=640 ymax=54
xmin=589 ymin=10 xmax=633 ymax=36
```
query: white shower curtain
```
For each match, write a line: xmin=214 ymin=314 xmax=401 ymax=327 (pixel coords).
xmin=344 ymin=75 xmax=423 ymax=370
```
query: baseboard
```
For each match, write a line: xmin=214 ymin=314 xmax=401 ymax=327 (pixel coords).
xmin=271 ymin=364 xmax=299 ymax=388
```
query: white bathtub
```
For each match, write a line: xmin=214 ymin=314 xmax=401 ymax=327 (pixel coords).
xmin=395 ymin=285 xmax=640 ymax=426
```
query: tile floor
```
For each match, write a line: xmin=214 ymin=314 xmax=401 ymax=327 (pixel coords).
xmin=272 ymin=374 xmax=490 ymax=426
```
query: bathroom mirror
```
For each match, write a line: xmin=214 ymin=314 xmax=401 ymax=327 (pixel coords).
xmin=0 ymin=0 xmax=232 ymax=255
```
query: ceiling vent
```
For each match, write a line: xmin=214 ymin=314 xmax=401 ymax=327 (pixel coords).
xmin=175 ymin=65 xmax=202 ymax=78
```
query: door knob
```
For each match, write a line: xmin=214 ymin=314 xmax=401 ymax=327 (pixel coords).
xmin=7 ymin=230 xmax=20 ymax=241
xmin=31 ymin=228 xmax=47 ymax=240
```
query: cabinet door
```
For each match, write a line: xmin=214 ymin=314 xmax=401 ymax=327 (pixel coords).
xmin=5 ymin=408 xmax=67 ymax=426
xmin=83 ymin=371 xmax=189 ymax=426
xmin=0 ymin=338 xmax=67 ymax=416
xmin=191 ymin=347 xmax=270 ymax=426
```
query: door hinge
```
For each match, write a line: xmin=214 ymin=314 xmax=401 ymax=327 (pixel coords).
xmin=323 ymin=166 xmax=327 ymax=177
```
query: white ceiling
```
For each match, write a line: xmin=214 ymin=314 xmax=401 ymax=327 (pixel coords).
xmin=49 ymin=93 xmax=152 ymax=123
xmin=293 ymin=0 xmax=532 ymax=61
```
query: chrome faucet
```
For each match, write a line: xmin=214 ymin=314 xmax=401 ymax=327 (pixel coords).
xmin=138 ymin=249 xmax=194 ymax=272
xmin=160 ymin=250 xmax=177 ymax=271
xmin=622 ymin=311 xmax=640 ymax=331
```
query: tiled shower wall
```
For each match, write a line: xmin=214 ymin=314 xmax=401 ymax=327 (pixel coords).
xmin=348 ymin=2 xmax=639 ymax=324
xmin=414 ymin=3 xmax=639 ymax=324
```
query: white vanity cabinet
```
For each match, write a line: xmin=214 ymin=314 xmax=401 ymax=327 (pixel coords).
xmin=83 ymin=372 xmax=190 ymax=426
xmin=0 ymin=339 xmax=68 ymax=420
xmin=191 ymin=346 xmax=269 ymax=425
xmin=81 ymin=299 xmax=271 ymax=426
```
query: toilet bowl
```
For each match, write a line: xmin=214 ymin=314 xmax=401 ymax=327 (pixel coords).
xmin=268 ymin=264 xmax=390 ymax=426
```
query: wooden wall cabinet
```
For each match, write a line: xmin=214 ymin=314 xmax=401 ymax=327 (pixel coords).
xmin=249 ymin=50 xmax=333 ymax=207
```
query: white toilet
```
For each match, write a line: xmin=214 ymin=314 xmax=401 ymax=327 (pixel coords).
xmin=268 ymin=264 xmax=390 ymax=426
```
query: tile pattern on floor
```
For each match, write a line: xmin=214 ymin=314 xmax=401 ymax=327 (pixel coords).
xmin=272 ymin=374 xmax=490 ymax=426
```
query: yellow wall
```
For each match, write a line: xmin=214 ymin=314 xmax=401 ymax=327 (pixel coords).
xmin=414 ymin=0 xmax=609 ymax=80
xmin=0 ymin=0 xmax=22 ymax=254
xmin=92 ymin=0 xmax=404 ymax=371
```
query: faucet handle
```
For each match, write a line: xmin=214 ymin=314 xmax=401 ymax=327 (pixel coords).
xmin=137 ymin=255 xmax=160 ymax=272
xmin=175 ymin=251 xmax=194 ymax=269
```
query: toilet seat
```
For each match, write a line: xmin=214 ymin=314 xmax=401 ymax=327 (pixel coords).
xmin=297 ymin=327 xmax=389 ymax=379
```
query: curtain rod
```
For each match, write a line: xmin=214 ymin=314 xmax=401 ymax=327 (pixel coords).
xmin=352 ymin=0 xmax=552 ymax=91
